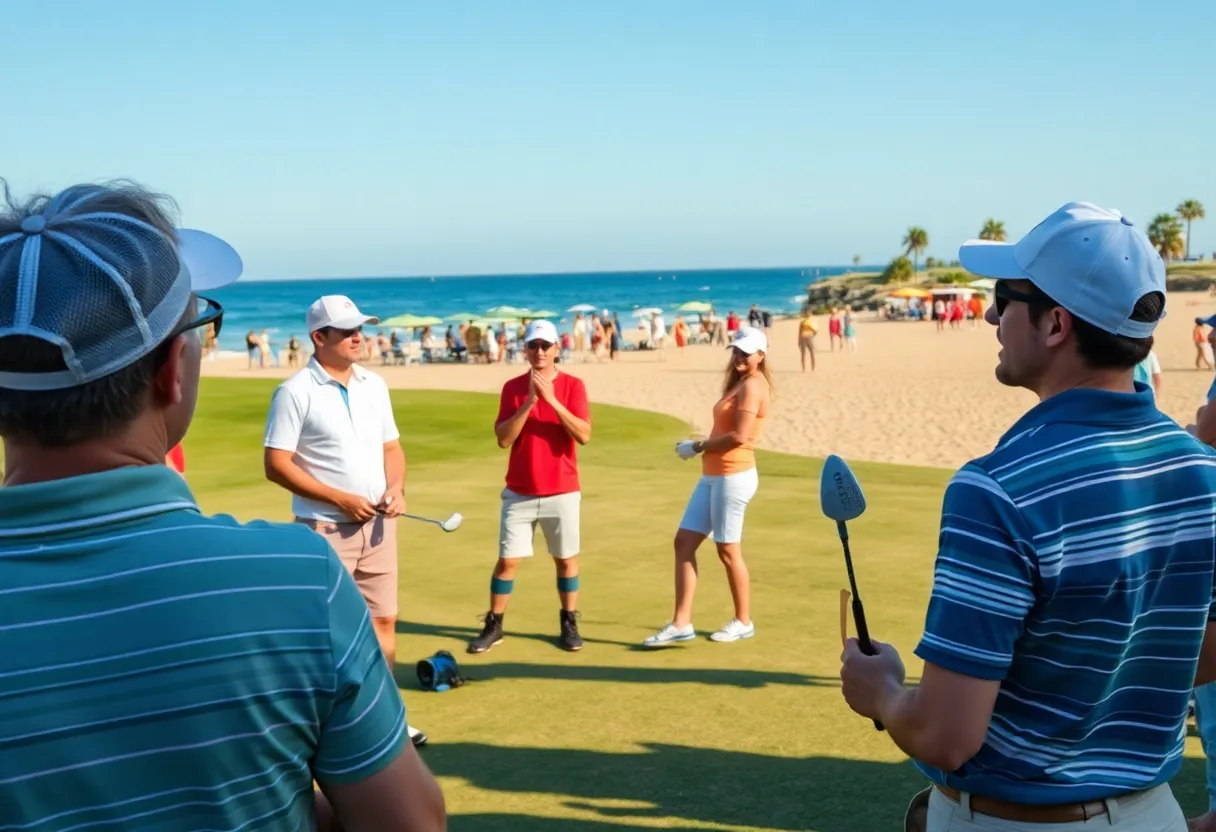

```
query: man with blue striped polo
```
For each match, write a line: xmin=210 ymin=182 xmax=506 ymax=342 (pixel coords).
xmin=0 ymin=183 xmax=445 ymax=830
xmin=840 ymin=202 xmax=1216 ymax=831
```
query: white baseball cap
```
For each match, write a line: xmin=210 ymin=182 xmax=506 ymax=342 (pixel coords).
xmin=524 ymin=319 xmax=559 ymax=345
xmin=730 ymin=326 xmax=768 ymax=355
xmin=306 ymin=295 xmax=380 ymax=333
xmin=959 ymin=201 xmax=1166 ymax=338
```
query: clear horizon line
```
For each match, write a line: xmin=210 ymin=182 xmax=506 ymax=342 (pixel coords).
xmin=235 ymin=262 xmax=887 ymax=284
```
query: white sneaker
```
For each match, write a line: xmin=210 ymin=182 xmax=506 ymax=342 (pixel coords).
xmin=709 ymin=619 xmax=755 ymax=642
xmin=642 ymin=622 xmax=695 ymax=647
xmin=408 ymin=724 xmax=428 ymax=747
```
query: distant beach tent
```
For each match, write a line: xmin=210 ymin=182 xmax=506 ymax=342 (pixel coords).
xmin=380 ymin=314 xmax=444 ymax=328
xmin=968 ymin=278 xmax=997 ymax=291
xmin=676 ymin=301 xmax=714 ymax=313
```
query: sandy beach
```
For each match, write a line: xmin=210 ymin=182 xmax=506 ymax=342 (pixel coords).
xmin=203 ymin=290 xmax=1216 ymax=470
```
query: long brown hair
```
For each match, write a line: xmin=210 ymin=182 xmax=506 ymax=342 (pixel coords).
xmin=722 ymin=351 xmax=774 ymax=397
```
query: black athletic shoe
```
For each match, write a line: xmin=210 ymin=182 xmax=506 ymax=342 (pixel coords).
xmin=559 ymin=610 xmax=584 ymax=652
xmin=468 ymin=612 xmax=504 ymax=654
xmin=408 ymin=725 xmax=428 ymax=747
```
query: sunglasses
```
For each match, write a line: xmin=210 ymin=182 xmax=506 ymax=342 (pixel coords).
xmin=526 ymin=340 xmax=555 ymax=351
xmin=993 ymin=283 xmax=1043 ymax=317
xmin=167 ymin=295 xmax=223 ymax=345
xmin=321 ymin=325 xmax=363 ymax=340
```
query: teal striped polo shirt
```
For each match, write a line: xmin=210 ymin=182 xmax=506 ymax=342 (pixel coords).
xmin=0 ymin=465 xmax=407 ymax=830
xmin=915 ymin=383 xmax=1216 ymax=804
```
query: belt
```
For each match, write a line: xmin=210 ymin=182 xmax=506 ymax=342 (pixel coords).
xmin=933 ymin=784 xmax=1141 ymax=824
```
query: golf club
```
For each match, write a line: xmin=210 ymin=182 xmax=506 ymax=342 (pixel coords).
xmin=377 ymin=497 xmax=463 ymax=532
xmin=820 ymin=454 xmax=884 ymax=732
xmin=403 ymin=512 xmax=463 ymax=533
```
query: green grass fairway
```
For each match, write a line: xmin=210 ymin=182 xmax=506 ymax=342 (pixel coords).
xmin=181 ymin=378 xmax=1208 ymax=829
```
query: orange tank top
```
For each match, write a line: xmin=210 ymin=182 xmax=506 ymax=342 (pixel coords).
xmin=702 ymin=387 xmax=766 ymax=476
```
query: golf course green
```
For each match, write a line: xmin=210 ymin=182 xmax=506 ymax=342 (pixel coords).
xmin=82 ymin=379 xmax=1216 ymax=828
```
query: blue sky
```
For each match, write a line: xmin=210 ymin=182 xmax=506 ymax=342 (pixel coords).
xmin=3 ymin=1 xmax=1213 ymax=279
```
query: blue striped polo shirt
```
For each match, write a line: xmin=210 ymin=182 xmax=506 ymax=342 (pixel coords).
xmin=915 ymin=383 xmax=1216 ymax=804
xmin=0 ymin=465 xmax=407 ymax=830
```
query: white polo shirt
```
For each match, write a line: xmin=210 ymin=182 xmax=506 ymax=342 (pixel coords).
xmin=264 ymin=357 xmax=400 ymax=522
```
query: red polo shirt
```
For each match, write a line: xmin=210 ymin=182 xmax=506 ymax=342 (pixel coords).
xmin=497 ymin=371 xmax=589 ymax=497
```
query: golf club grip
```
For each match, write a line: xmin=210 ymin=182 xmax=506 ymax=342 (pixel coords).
xmin=852 ymin=598 xmax=886 ymax=732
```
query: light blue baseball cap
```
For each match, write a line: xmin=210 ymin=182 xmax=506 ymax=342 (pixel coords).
xmin=959 ymin=201 xmax=1166 ymax=338
xmin=0 ymin=184 xmax=243 ymax=391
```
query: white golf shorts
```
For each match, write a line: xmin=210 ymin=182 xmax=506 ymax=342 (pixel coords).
xmin=678 ymin=467 xmax=759 ymax=543
xmin=499 ymin=488 xmax=581 ymax=559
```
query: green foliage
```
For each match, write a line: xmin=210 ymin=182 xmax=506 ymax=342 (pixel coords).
xmin=882 ymin=255 xmax=914 ymax=284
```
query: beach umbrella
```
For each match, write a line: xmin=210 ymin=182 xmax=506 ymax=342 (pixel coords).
xmin=886 ymin=287 xmax=931 ymax=299
xmin=380 ymin=314 xmax=444 ymax=328
xmin=968 ymin=278 xmax=996 ymax=291
xmin=445 ymin=312 xmax=481 ymax=322
xmin=632 ymin=307 xmax=664 ymax=318
xmin=677 ymin=300 xmax=714 ymax=313
xmin=528 ymin=309 xmax=559 ymax=318
xmin=486 ymin=305 xmax=529 ymax=318
xmin=567 ymin=303 xmax=597 ymax=313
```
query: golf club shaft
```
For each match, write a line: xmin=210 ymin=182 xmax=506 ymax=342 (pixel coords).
xmin=840 ymin=528 xmax=885 ymax=732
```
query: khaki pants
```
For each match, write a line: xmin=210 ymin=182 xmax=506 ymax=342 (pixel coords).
xmin=298 ymin=515 xmax=399 ymax=618
xmin=907 ymin=784 xmax=1186 ymax=831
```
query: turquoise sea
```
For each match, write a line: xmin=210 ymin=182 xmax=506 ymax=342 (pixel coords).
xmin=208 ymin=265 xmax=875 ymax=352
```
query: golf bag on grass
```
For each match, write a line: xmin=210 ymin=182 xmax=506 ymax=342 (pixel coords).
xmin=416 ymin=650 xmax=468 ymax=692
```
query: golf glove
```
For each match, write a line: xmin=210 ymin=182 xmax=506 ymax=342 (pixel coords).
xmin=675 ymin=440 xmax=699 ymax=460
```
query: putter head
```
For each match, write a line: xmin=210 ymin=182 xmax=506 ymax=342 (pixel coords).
xmin=820 ymin=454 xmax=866 ymax=522
xmin=440 ymin=513 xmax=463 ymax=532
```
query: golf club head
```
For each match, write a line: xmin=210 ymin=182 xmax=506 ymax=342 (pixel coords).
xmin=820 ymin=454 xmax=866 ymax=523
xmin=440 ymin=513 xmax=463 ymax=532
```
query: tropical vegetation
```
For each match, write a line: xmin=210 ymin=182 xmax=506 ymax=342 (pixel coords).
xmin=902 ymin=227 xmax=928 ymax=273
xmin=1177 ymin=199 xmax=1206 ymax=260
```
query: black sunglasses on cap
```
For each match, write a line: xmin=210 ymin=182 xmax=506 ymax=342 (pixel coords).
xmin=166 ymin=295 xmax=223 ymax=344
xmin=526 ymin=340 xmax=555 ymax=350
xmin=993 ymin=282 xmax=1046 ymax=317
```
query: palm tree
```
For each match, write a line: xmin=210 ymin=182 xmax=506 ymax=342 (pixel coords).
xmin=1177 ymin=200 xmax=1205 ymax=260
xmin=979 ymin=219 xmax=1006 ymax=241
xmin=902 ymin=227 xmax=928 ymax=273
xmin=1147 ymin=213 xmax=1185 ymax=261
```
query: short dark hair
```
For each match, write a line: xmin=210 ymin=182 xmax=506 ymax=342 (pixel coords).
xmin=0 ymin=180 xmax=181 ymax=446
xmin=1026 ymin=283 xmax=1163 ymax=370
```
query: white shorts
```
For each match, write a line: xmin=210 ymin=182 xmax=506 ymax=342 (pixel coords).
xmin=499 ymin=488 xmax=581 ymax=559
xmin=677 ymin=467 xmax=759 ymax=543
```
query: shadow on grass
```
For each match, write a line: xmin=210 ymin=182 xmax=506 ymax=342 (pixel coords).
xmin=433 ymin=744 xmax=1213 ymax=832
xmin=396 ymin=660 xmax=836 ymax=690
xmin=396 ymin=618 xmax=640 ymax=650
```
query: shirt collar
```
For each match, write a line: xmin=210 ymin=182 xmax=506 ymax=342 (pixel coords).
xmin=307 ymin=356 xmax=366 ymax=387
xmin=0 ymin=465 xmax=199 ymax=537
xmin=998 ymin=382 xmax=1158 ymax=445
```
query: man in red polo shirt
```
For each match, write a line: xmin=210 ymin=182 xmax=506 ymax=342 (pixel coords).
xmin=468 ymin=319 xmax=592 ymax=654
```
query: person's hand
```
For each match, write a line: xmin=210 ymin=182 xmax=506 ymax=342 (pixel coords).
xmin=333 ymin=492 xmax=378 ymax=523
xmin=840 ymin=637 xmax=905 ymax=721
xmin=675 ymin=440 xmax=699 ymax=460
xmin=377 ymin=487 xmax=406 ymax=517
xmin=532 ymin=371 xmax=556 ymax=405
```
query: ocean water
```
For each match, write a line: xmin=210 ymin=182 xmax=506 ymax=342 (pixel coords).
xmin=207 ymin=265 xmax=872 ymax=352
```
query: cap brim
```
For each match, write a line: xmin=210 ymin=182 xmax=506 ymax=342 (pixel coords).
xmin=330 ymin=314 xmax=380 ymax=329
xmin=958 ymin=240 xmax=1031 ymax=280
xmin=178 ymin=229 xmax=244 ymax=292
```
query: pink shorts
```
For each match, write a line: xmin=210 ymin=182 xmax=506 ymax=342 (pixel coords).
xmin=298 ymin=516 xmax=399 ymax=618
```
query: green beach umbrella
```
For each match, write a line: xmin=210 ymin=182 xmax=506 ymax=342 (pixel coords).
xmin=380 ymin=314 xmax=444 ymax=328
xmin=527 ymin=309 xmax=559 ymax=319
xmin=677 ymin=300 xmax=714 ymax=313
xmin=445 ymin=312 xmax=481 ymax=322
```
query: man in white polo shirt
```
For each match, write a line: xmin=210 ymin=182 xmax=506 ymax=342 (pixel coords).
xmin=263 ymin=294 xmax=427 ymax=747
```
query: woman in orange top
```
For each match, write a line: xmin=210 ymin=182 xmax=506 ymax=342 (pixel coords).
xmin=643 ymin=326 xmax=772 ymax=647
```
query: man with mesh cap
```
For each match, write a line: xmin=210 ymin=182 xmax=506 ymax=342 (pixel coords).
xmin=0 ymin=182 xmax=446 ymax=831
xmin=839 ymin=202 xmax=1216 ymax=831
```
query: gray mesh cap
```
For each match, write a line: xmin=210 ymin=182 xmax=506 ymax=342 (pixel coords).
xmin=0 ymin=184 xmax=243 ymax=391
